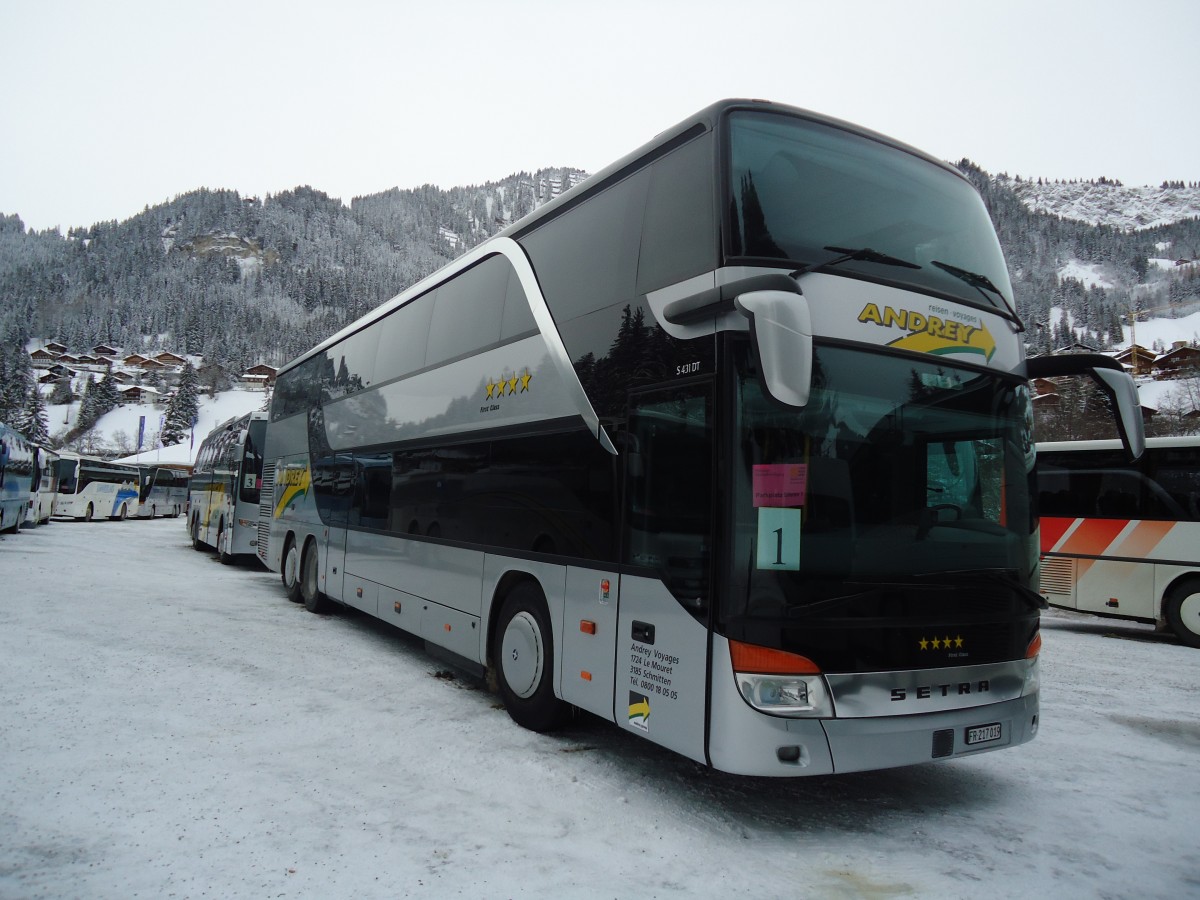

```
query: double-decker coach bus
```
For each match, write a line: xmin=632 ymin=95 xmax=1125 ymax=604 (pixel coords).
xmin=135 ymin=464 xmax=189 ymax=518
xmin=189 ymin=411 xmax=267 ymax=562
xmin=1 ymin=422 xmax=36 ymax=533
xmin=1037 ymin=436 xmax=1200 ymax=647
xmin=259 ymin=99 xmax=1143 ymax=776
xmin=51 ymin=453 xmax=139 ymax=521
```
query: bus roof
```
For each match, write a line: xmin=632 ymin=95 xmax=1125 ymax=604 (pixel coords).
xmin=276 ymin=98 xmax=968 ymax=378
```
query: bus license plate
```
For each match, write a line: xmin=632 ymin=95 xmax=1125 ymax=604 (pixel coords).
xmin=966 ymin=723 xmax=1002 ymax=745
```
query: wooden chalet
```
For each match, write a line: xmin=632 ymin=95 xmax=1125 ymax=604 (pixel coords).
xmin=92 ymin=344 xmax=120 ymax=357
xmin=153 ymin=351 xmax=187 ymax=366
xmin=1152 ymin=344 xmax=1200 ymax=378
xmin=44 ymin=341 xmax=68 ymax=354
xmin=241 ymin=364 xmax=278 ymax=388
xmin=123 ymin=353 xmax=149 ymax=366
xmin=1112 ymin=344 xmax=1158 ymax=374
xmin=30 ymin=348 xmax=60 ymax=368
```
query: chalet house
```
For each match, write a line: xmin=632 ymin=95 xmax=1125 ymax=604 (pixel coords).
xmin=92 ymin=344 xmax=120 ymax=357
xmin=44 ymin=341 xmax=68 ymax=354
xmin=55 ymin=354 xmax=80 ymax=366
xmin=29 ymin=348 xmax=60 ymax=368
xmin=138 ymin=358 xmax=170 ymax=371
xmin=47 ymin=363 xmax=76 ymax=378
xmin=241 ymin=364 xmax=278 ymax=389
xmin=38 ymin=372 xmax=68 ymax=386
xmin=119 ymin=385 xmax=162 ymax=404
xmin=123 ymin=354 xmax=149 ymax=367
xmin=1152 ymin=344 xmax=1200 ymax=378
xmin=111 ymin=371 xmax=136 ymax=384
xmin=1112 ymin=344 xmax=1158 ymax=374
xmin=153 ymin=351 xmax=187 ymax=367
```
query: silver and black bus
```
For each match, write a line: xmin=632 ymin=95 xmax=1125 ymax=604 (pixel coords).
xmin=259 ymin=99 xmax=1142 ymax=776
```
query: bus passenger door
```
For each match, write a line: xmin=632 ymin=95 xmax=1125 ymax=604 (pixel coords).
xmin=614 ymin=381 xmax=714 ymax=764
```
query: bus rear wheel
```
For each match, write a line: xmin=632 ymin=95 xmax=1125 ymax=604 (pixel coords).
xmin=282 ymin=538 xmax=303 ymax=603
xmin=300 ymin=541 xmax=331 ymax=614
xmin=1165 ymin=580 xmax=1200 ymax=649
xmin=492 ymin=582 xmax=569 ymax=732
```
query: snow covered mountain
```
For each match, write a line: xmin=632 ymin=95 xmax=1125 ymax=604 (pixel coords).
xmin=1004 ymin=176 xmax=1200 ymax=231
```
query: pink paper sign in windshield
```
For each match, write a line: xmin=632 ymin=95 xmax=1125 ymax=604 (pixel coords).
xmin=752 ymin=464 xmax=808 ymax=508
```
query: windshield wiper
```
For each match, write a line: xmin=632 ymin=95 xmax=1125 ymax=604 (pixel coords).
xmin=915 ymin=568 xmax=1047 ymax=611
xmin=930 ymin=260 xmax=1023 ymax=329
xmin=791 ymin=245 xmax=921 ymax=278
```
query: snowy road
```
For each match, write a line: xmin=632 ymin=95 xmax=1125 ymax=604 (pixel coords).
xmin=1 ymin=519 xmax=1197 ymax=899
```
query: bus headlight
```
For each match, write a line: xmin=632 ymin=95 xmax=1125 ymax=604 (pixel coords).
xmin=1021 ymin=656 xmax=1040 ymax=698
xmin=729 ymin=639 xmax=834 ymax=718
xmin=738 ymin=673 xmax=834 ymax=717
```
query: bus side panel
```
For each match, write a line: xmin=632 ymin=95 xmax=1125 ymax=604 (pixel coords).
xmin=614 ymin=575 xmax=708 ymax=765
xmin=1075 ymin=557 xmax=1156 ymax=620
xmin=559 ymin=566 xmax=621 ymax=722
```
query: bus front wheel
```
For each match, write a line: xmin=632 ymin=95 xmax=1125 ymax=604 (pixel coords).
xmin=1165 ymin=580 xmax=1200 ymax=649
xmin=300 ymin=542 xmax=331 ymax=614
xmin=282 ymin=539 xmax=303 ymax=603
xmin=83 ymin=504 xmax=94 ymax=522
xmin=217 ymin=521 xmax=233 ymax=565
xmin=492 ymin=582 xmax=569 ymax=732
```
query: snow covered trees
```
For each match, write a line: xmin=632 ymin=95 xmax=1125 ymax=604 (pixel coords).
xmin=161 ymin=361 xmax=200 ymax=446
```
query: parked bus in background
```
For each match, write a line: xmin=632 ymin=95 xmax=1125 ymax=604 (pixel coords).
xmin=1037 ymin=436 xmax=1200 ymax=648
xmin=1 ymin=422 xmax=36 ymax=533
xmin=24 ymin=444 xmax=60 ymax=527
xmin=259 ymin=99 xmax=1143 ymax=776
xmin=188 ymin=411 xmax=267 ymax=563
xmin=51 ymin=453 xmax=139 ymax=521
xmin=135 ymin=464 xmax=189 ymax=518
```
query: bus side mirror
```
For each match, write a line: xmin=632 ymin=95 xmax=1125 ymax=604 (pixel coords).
xmin=1026 ymin=353 xmax=1146 ymax=460
xmin=735 ymin=289 xmax=813 ymax=408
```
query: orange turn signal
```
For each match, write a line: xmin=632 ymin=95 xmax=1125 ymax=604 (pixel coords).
xmin=1026 ymin=632 xmax=1042 ymax=659
xmin=728 ymin=639 xmax=821 ymax=675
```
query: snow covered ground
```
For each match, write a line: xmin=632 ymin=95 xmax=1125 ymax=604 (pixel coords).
xmin=2 ymin=520 xmax=1198 ymax=899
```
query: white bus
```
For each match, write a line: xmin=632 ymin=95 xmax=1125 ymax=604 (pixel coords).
xmin=51 ymin=453 xmax=140 ymax=521
xmin=135 ymin=464 xmax=189 ymax=518
xmin=188 ymin=411 xmax=267 ymax=562
xmin=1037 ymin=436 xmax=1200 ymax=647
xmin=1 ymin=422 xmax=36 ymax=533
xmin=259 ymin=99 xmax=1142 ymax=776
xmin=24 ymin=444 xmax=60 ymax=527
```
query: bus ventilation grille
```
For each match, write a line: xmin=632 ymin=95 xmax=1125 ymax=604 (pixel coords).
xmin=1038 ymin=556 xmax=1075 ymax=596
xmin=257 ymin=463 xmax=275 ymax=564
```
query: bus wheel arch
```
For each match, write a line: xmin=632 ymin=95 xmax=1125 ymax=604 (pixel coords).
xmin=489 ymin=576 xmax=569 ymax=732
xmin=299 ymin=536 xmax=331 ymax=614
xmin=1163 ymin=576 xmax=1200 ymax=649
xmin=282 ymin=533 xmax=303 ymax=603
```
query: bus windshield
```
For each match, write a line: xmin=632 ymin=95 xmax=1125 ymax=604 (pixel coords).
xmin=727 ymin=343 xmax=1036 ymax=656
xmin=726 ymin=110 xmax=1015 ymax=315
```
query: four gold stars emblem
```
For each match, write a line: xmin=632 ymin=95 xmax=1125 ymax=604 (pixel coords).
xmin=485 ymin=370 xmax=533 ymax=401
xmin=918 ymin=635 xmax=965 ymax=651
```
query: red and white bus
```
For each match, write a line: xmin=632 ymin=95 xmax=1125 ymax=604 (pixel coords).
xmin=1037 ymin=436 xmax=1200 ymax=647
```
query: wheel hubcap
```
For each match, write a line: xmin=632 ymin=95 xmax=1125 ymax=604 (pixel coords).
xmin=1180 ymin=592 xmax=1200 ymax=637
xmin=501 ymin=611 xmax=543 ymax=699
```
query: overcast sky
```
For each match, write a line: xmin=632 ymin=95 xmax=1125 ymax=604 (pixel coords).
xmin=2 ymin=0 xmax=1197 ymax=233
